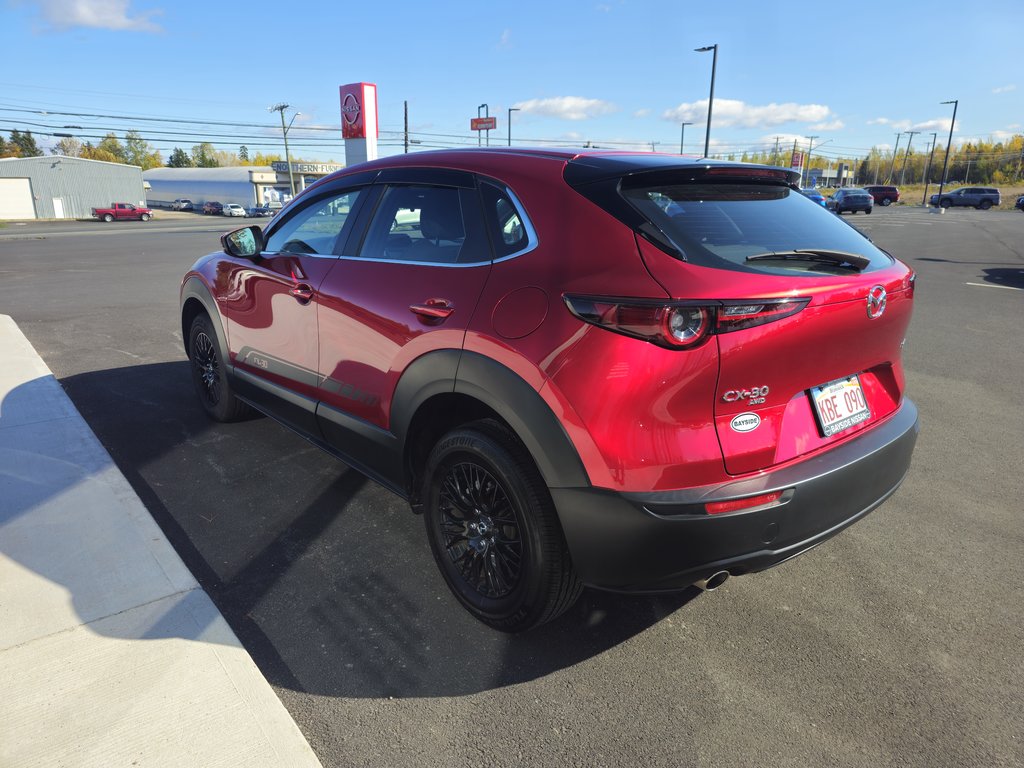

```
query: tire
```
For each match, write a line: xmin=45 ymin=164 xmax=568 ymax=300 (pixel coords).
xmin=865 ymin=208 xmax=871 ymax=214
xmin=881 ymin=198 xmax=891 ymax=206
xmin=187 ymin=314 xmax=253 ymax=422
xmin=979 ymin=200 xmax=992 ymax=210
xmin=103 ymin=213 xmax=114 ymax=222
xmin=140 ymin=213 xmax=151 ymax=221
xmin=422 ymin=419 xmax=582 ymax=632
xmin=940 ymin=199 xmax=952 ymax=209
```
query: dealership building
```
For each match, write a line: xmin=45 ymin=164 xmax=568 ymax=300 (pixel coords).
xmin=143 ymin=162 xmax=345 ymax=209
xmin=0 ymin=156 xmax=146 ymax=220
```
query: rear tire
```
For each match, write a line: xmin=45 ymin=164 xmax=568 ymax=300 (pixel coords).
xmin=979 ymin=200 xmax=992 ymax=210
xmin=103 ymin=213 xmax=113 ymax=222
xmin=422 ymin=419 xmax=582 ymax=632
xmin=880 ymin=198 xmax=892 ymax=206
xmin=865 ymin=208 xmax=871 ymax=214
xmin=187 ymin=314 xmax=253 ymax=422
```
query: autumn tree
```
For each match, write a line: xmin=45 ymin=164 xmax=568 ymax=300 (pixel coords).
xmin=51 ymin=137 xmax=83 ymax=157
xmin=124 ymin=131 xmax=162 ymax=169
xmin=191 ymin=142 xmax=218 ymax=167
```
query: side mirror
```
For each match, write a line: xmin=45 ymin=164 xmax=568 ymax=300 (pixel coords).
xmin=221 ymin=225 xmax=265 ymax=258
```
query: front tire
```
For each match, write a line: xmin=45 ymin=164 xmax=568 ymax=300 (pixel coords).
xmin=940 ymin=199 xmax=952 ymax=209
xmin=187 ymin=314 xmax=253 ymax=422
xmin=140 ymin=213 xmax=151 ymax=221
xmin=422 ymin=420 xmax=582 ymax=632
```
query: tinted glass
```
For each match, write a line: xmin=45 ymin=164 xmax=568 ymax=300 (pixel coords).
xmin=621 ymin=182 xmax=892 ymax=275
xmin=481 ymin=182 xmax=531 ymax=258
xmin=359 ymin=185 xmax=488 ymax=264
xmin=265 ymin=188 xmax=362 ymax=256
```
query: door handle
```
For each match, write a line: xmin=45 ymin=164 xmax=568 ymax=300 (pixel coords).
xmin=290 ymin=283 xmax=314 ymax=303
xmin=409 ymin=298 xmax=454 ymax=320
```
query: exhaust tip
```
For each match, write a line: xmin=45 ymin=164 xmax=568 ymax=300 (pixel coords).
xmin=695 ymin=571 xmax=730 ymax=592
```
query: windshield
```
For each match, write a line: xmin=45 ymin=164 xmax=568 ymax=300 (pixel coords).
xmin=620 ymin=182 xmax=892 ymax=275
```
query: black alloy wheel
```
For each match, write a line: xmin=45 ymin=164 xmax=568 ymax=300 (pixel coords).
xmin=423 ymin=420 xmax=582 ymax=632
xmin=188 ymin=314 xmax=252 ymax=422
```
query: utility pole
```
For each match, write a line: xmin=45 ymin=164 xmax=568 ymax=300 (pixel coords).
xmin=404 ymin=101 xmax=409 ymax=154
xmin=937 ymin=99 xmax=958 ymax=199
xmin=269 ymin=103 xmax=298 ymax=197
xmin=771 ymin=136 xmax=781 ymax=166
xmin=898 ymin=131 xmax=919 ymax=186
xmin=886 ymin=133 xmax=902 ymax=183
xmin=964 ymin=159 xmax=972 ymax=184
xmin=921 ymin=133 xmax=938 ymax=206
xmin=803 ymin=135 xmax=819 ymax=187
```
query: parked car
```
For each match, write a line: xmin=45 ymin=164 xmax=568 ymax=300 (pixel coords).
xmin=800 ymin=188 xmax=827 ymax=206
xmin=202 ymin=201 xmax=223 ymax=215
xmin=172 ymin=199 xmax=194 ymax=211
xmin=91 ymin=202 xmax=153 ymax=222
xmin=180 ymin=150 xmax=919 ymax=631
xmin=827 ymin=188 xmax=874 ymax=215
xmin=929 ymin=187 xmax=1001 ymax=209
xmin=223 ymin=203 xmax=246 ymax=217
xmin=246 ymin=204 xmax=271 ymax=217
xmin=863 ymin=185 xmax=900 ymax=206
xmin=1015 ymin=194 xmax=1024 ymax=212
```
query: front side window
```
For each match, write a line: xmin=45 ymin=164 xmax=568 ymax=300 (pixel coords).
xmin=265 ymin=188 xmax=363 ymax=256
xmin=359 ymin=184 xmax=487 ymax=264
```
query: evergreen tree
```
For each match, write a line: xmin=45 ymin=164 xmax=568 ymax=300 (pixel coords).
xmin=167 ymin=147 xmax=193 ymax=167
xmin=239 ymin=145 xmax=249 ymax=162
xmin=10 ymin=129 xmax=43 ymax=157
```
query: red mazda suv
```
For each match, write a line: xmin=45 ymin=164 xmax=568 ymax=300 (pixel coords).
xmin=181 ymin=149 xmax=919 ymax=631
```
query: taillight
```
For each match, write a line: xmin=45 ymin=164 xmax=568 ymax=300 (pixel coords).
xmin=564 ymin=295 xmax=808 ymax=349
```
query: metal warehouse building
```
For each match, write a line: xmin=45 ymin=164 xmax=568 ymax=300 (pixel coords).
xmin=143 ymin=163 xmax=345 ymax=210
xmin=0 ymin=156 xmax=146 ymax=220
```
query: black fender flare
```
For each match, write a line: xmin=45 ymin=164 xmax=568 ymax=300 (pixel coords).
xmin=391 ymin=350 xmax=590 ymax=491
xmin=180 ymin=276 xmax=228 ymax=363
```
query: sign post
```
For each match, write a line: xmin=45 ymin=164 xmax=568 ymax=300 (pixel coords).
xmin=471 ymin=116 xmax=497 ymax=146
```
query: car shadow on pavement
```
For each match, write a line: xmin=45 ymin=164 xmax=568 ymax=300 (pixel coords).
xmin=55 ymin=361 xmax=700 ymax=698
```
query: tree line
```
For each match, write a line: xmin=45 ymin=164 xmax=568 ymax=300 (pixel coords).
xmin=0 ymin=130 xmax=284 ymax=169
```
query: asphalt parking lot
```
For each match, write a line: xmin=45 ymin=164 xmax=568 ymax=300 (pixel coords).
xmin=1 ymin=205 xmax=1022 ymax=767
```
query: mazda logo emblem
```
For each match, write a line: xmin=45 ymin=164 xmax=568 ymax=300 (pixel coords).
xmin=866 ymin=285 xmax=887 ymax=319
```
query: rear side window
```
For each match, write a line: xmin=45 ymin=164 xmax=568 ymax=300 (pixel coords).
xmin=620 ymin=182 xmax=892 ymax=275
xmin=480 ymin=182 xmax=535 ymax=259
xmin=359 ymin=184 xmax=489 ymax=264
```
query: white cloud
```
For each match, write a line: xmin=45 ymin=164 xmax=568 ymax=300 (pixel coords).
xmin=990 ymin=130 xmax=1018 ymax=142
xmin=868 ymin=117 xmax=891 ymax=126
xmin=869 ymin=117 xmax=912 ymax=131
xmin=633 ymin=108 xmax=651 ymax=118
xmin=663 ymin=99 xmax=831 ymax=129
xmin=513 ymin=96 xmax=618 ymax=121
xmin=992 ymin=84 xmax=1016 ymax=94
xmin=810 ymin=119 xmax=845 ymax=131
xmin=30 ymin=0 xmax=162 ymax=31
xmin=912 ymin=118 xmax=958 ymax=133
xmin=497 ymin=28 xmax=512 ymax=49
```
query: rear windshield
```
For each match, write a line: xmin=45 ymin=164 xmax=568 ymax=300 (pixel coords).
xmin=620 ymin=182 xmax=892 ymax=275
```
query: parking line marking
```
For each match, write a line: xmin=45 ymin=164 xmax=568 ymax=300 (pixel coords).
xmin=965 ymin=282 xmax=1023 ymax=291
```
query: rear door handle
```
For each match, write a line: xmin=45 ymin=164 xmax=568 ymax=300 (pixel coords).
xmin=409 ymin=298 xmax=454 ymax=320
xmin=290 ymin=283 xmax=314 ymax=303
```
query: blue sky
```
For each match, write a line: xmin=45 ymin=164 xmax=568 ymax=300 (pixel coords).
xmin=2 ymin=0 xmax=1021 ymax=164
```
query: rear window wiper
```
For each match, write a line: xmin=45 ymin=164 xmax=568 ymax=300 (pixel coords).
xmin=745 ymin=249 xmax=870 ymax=271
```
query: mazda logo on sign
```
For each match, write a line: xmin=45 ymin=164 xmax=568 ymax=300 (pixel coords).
xmin=866 ymin=285 xmax=887 ymax=319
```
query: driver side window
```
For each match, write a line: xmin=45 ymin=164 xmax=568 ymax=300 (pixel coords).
xmin=264 ymin=189 xmax=363 ymax=255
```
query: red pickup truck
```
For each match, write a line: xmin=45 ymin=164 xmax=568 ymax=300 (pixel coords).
xmin=92 ymin=202 xmax=153 ymax=222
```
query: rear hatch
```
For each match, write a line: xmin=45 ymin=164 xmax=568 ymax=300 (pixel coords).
xmin=567 ymin=160 xmax=914 ymax=476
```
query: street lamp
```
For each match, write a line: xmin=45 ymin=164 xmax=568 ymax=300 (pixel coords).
xmin=269 ymin=103 xmax=300 ymax=197
xmin=803 ymin=135 xmax=820 ymax=187
xmin=679 ymin=121 xmax=694 ymax=155
xmin=937 ymin=99 xmax=958 ymax=200
xmin=694 ymin=44 xmax=718 ymax=158
xmin=508 ymin=107 xmax=520 ymax=147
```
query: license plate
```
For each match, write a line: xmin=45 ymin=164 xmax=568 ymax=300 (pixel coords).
xmin=810 ymin=375 xmax=871 ymax=437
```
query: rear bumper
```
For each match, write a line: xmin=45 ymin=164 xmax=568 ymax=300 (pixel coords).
xmin=552 ymin=399 xmax=919 ymax=592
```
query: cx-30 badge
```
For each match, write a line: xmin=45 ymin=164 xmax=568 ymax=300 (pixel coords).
xmin=867 ymin=285 xmax=887 ymax=319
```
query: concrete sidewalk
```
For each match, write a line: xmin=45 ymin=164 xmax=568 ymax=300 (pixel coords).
xmin=0 ymin=315 xmax=321 ymax=767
